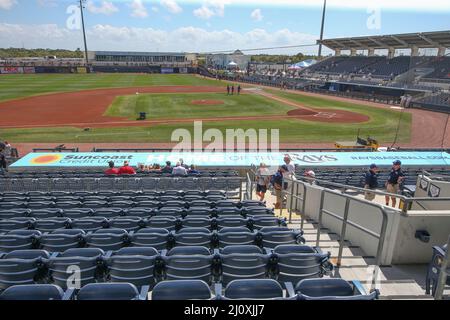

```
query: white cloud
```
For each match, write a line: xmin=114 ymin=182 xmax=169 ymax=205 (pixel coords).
xmin=0 ymin=0 xmax=17 ymax=10
xmin=153 ymin=0 xmax=450 ymax=12
xmin=0 ymin=22 xmax=323 ymax=54
xmin=86 ymin=1 xmax=119 ymax=15
xmin=151 ymin=6 xmax=159 ymax=12
xmin=161 ymin=0 xmax=183 ymax=14
xmin=193 ymin=0 xmax=229 ymax=19
xmin=129 ymin=0 xmax=148 ymax=18
xmin=250 ymin=8 xmax=263 ymax=21
xmin=36 ymin=0 xmax=58 ymax=7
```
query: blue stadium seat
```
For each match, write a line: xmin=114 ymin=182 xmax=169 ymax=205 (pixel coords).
xmin=151 ymin=280 xmax=213 ymax=300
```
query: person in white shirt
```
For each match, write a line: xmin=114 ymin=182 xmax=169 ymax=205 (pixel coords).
xmin=172 ymin=162 xmax=188 ymax=176
xmin=283 ymin=155 xmax=295 ymax=182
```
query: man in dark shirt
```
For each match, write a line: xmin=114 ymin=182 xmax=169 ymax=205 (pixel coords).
xmin=271 ymin=165 xmax=287 ymax=209
xmin=385 ymin=160 xmax=405 ymax=207
xmin=161 ymin=161 xmax=172 ymax=174
xmin=364 ymin=163 xmax=379 ymax=201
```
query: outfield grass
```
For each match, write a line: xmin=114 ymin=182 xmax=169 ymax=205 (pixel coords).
xmin=0 ymin=74 xmax=412 ymax=144
xmin=105 ymin=92 xmax=296 ymax=120
xmin=0 ymin=117 xmax=411 ymax=144
xmin=0 ymin=74 xmax=225 ymax=102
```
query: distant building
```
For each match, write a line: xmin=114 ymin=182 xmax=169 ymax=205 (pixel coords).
xmin=86 ymin=51 xmax=197 ymax=66
xmin=206 ymin=50 xmax=251 ymax=70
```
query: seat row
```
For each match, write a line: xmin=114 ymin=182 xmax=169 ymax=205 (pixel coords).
xmin=0 ymin=226 xmax=302 ymax=252
xmin=1 ymin=190 xmax=227 ymax=197
xmin=0 ymin=199 xmax=263 ymax=210
xmin=0 ymin=278 xmax=379 ymax=300
xmin=5 ymin=171 xmax=240 ymax=178
xmin=0 ymin=206 xmax=274 ymax=221
xmin=1 ymin=215 xmax=282 ymax=231
xmin=0 ymin=195 xmax=227 ymax=203
xmin=0 ymin=177 xmax=242 ymax=192
xmin=0 ymin=244 xmax=330 ymax=291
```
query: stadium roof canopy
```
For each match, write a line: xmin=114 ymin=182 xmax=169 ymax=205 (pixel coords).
xmin=318 ymin=30 xmax=450 ymax=51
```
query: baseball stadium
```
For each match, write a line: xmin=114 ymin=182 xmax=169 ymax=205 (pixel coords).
xmin=0 ymin=0 xmax=449 ymax=307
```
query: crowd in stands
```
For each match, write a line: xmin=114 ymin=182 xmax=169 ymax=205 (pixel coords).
xmin=104 ymin=159 xmax=200 ymax=177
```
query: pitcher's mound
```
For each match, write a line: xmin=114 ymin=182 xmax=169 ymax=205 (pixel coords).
xmin=191 ymin=100 xmax=224 ymax=106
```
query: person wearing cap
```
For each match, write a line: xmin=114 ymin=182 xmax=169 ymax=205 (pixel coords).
xmin=104 ymin=161 xmax=119 ymax=175
xmin=385 ymin=160 xmax=405 ymax=207
xmin=118 ymin=161 xmax=137 ymax=175
xmin=304 ymin=170 xmax=317 ymax=185
xmin=364 ymin=164 xmax=379 ymax=201
xmin=271 ymin=165 xmax=287 ymax=209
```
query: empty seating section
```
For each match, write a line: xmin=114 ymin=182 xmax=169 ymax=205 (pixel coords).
xmin=422 ymin=56 xmax=450 ymax=80
xmin=296 ymin=167 xmax=449 ymax=189
xmin=303 ymin=56 xmax=437 ymax=79
xmin=0 ymin=169 xmax=380 ymax=300
xmin=0 ymin=176 xmax=242 ymax=195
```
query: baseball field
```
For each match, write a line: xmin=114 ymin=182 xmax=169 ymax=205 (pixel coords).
xmin=0 ymin=73 xmax=412 ymax=144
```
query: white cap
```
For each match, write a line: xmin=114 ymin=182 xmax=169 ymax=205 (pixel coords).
xmin=305 ymin=170 xmax=316 ymax=178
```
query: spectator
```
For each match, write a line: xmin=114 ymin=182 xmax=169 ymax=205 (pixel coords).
xmin=104 ymin=161 xmax=119 ymax=175
xmin=189 ymin=165 xmax=200 ymax=174
xmin=137 ymin=163 xmax=146 ymax=173
xmin=255 ymin=163 xmax=270 ymax=201
xmin=3 ymin=141 xmax=11 ymax=157
xmin=118 ymin=161 xmax=136 ymax=175
xmin=172 ymin=162 xmax=188 ymax=176
xmin=179 ymin=158 xmax=189 ymax=169
xmin=364 ymin=164 xmax=379 ymax=201
xmin=271 ymin=165 xmax=288 ymax=209
xmin=304 ymin=170 xmax=317 ymax=185
xmin=385 ymin=160 xmax=405 ymax=208
xmin=161 ymin=161 xmax=172 ymax=173
xmin=283 ymin=155 xmax=296 ymax=189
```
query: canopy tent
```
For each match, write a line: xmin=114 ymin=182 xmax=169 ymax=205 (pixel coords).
xmin=289 ymin=59 xmax=317 ymax=69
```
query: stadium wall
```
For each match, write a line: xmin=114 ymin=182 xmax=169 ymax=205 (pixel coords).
xmin=0 ymin=65 xmax=199 ymax=74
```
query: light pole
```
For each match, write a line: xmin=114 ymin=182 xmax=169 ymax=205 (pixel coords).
xmin=318 ymin=0 xmax=327 ymax=57
xmin=79 ymin=0 xmax=89 ymax=66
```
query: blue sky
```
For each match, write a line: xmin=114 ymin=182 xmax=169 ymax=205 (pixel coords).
xmin=0 ymin=0 xmax=449 ymax=54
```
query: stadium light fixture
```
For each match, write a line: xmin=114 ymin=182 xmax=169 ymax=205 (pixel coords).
xmin=318 ymin=0 xmax=327 ymax=57
xmin=79 ymin=0 xmax=89 ymax=66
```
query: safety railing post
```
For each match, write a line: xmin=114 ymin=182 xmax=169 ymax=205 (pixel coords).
xmin=239 ymin=178 xmax=243 ymax=201
xmin=435 ymin=235 xmax=450 ymax=300
xmin=301 ymin=183 xmax=307 ymax=230
xmin=337 ymin=197 xmax=351 ymax=267
xmin=288 ymin=179 xmax=295 ymax=223
xmin=316 ymin=189 xmax=326 ymax=248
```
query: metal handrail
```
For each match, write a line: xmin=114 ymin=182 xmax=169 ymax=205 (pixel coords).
xmin=316 ymin=188 xmax=390 ymax=291
xmin=435 ymin=235 xmax=450 ymax=300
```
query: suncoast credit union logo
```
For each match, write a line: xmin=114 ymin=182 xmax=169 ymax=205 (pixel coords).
xmin=29 ymin=154 xmax=63 ymax=165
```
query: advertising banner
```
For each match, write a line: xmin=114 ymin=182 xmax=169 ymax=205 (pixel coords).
xmin=0 ymin=66 xmax=23 ymax=74
xmin=23 ymin=67 xmax=35 ymax=74
xmin=10 ymin=152 xmax=450 ymax=168
xmin=161 ymin=68 xmax=174 ymax=74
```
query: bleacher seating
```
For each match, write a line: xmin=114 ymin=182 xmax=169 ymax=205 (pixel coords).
xmin=295 ymin=167 xmax=449 ymax=189
xmin=0 ymin=168 xmax=384 ymax=300
xmin=422 ymin=56 xmax=450 ymax=80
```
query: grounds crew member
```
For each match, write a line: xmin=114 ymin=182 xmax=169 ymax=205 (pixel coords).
xmin=385 ymin=160 xmax=405 ymax=207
